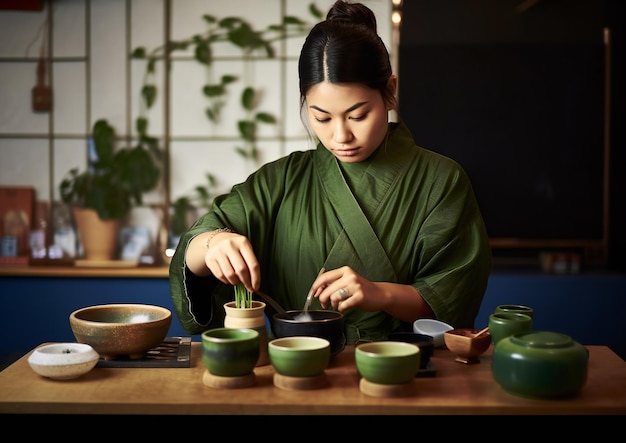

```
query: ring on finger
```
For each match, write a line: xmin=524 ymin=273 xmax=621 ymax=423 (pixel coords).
xmin=338 ymin=287 xmax=350 ymax=301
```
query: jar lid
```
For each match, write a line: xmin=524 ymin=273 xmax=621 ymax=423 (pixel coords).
xmin=509 ymin=331 xmax=574 ymax=349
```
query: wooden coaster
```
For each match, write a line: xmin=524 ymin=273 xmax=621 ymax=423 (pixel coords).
xmin=273 ymin=372 xmax=328 ymax=390
xmin=202 ymin=370 xmax=256 ymax=389
xmin=359 ymin=377 xmax=416 ymax=398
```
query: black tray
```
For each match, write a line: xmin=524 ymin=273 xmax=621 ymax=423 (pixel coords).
xmin=95 ymin=336 xmax=191 ymax=368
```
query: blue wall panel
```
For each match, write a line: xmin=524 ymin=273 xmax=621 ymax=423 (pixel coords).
xmin=476 ymin=272 xmax=626 ymax=359
xmin=0 ymin=277 xmax=194 ymax=356
xmin=2 ymin=272 xmax=625 ymax=361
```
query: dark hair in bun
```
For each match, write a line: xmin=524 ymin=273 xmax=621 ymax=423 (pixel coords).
xmin=298 ymin=1 xmax=394 ymax=108
xmin=325 ymin=0 xmax=377 ymax=32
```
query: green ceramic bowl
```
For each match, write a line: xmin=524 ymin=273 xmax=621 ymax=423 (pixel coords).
xmin=202 ymin=328 xmax=260 ymax=377
xmin=268 ymin=336 xmax=331 ymax=377
xmin=492 ymin=330 xmax=589 ymax=398
xmin=355 ymin=341 xmax=421 ymax=385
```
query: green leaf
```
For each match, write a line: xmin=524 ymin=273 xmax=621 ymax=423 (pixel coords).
xmin=263 ymin=42 xmax=275 ymax=58
xmin=219 ymin=17 xmax=242 ymax=29
xmin=141 ymin=135 xmax=161 ymax=159
xmin=203 ymin=84 xmax=225 ymax=97
xmin=92 ymin=119 xmax=116 ymax=165
xmin=234 ymin=283 xmax=253 ymax=308
xmin=309 ymin=3 xmax=324 ymax=19
xmin=194 ymin=42 xmax=211 ymax=65
xmin=227 ymin=22 xmax=264 ymax=50
xmin=238 ymin=120 xmax=256 ymax=142
xmin=221 ymin=74 xmax=237 ymax=85
xmin=284 ymin=16 xmax=306 ymax=25
xmin=202 ymin=14 xmax=216 ymax=24
xmin=131 ymin=47 xmax=146 ymax=58
xmin=255 ymin=112 xmax=276 ymax=124
xmin=147 ymin=58 xmax=156 ymax=74
xmin=235 ymin=146 xmax=249 ymax=158
xmin=205 ymin=173 xmax=217 ymax=187
xmin=142 ymin=84 xmax=157 ymax=108
xmin=206 ymin=108 xmax=216 ymax=122
xmin=136 ymin=117 xmax=148 ymax=136
xmin=241 ymin=87 xmax=255 ymax=111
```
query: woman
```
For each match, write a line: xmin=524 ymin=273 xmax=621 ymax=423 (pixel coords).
xmin=169 ymin=0 xmax=492 ymax=344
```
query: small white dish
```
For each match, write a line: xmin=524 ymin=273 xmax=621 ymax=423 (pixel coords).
xmin=413 ymin=319 xmax=454 ymax=348
xmin=28 ymin=343 xmax=100 ymax=380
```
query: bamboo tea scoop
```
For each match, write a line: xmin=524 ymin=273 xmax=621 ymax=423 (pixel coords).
xmin=472 ymin=326 xmax=490 ymax=338
xmin=302 ymin=267 xmax=326 ymax=313
xmin=296 ymin=268 xmax=326 ymax=321
xmin=254 ymin=290 xmax=287 ymax=316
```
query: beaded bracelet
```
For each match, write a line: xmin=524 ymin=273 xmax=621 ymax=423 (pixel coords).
xmin=205 ymin=227 xmax=236 ymax=250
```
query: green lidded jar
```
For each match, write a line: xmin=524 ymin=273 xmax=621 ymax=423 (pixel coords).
xmin=492 ymin=330 xmax=589 ymax=399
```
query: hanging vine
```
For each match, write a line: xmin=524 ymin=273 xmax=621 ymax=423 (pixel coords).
xmin=130 ymin=4 xmax=323 ymax=236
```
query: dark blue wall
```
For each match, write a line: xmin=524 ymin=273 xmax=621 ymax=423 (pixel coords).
xmin=476 ymin=272 xmax=626 ymax=360
xmin=0 ymin=277 xmax=196 ymax=356
xmin=1 ymin=271 xmax=625 ymax=361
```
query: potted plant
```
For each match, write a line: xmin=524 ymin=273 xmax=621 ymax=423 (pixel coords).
xmin=223 ymin=283 xmax=269 ymax=366
xmin=59 ymin=118 xmax=162 ymax=260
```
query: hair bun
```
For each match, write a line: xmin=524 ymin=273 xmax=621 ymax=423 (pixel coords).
xmin=326 ymin=1 xmax=377 ymax=33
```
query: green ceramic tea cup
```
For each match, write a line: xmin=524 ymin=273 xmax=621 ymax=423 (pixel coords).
xmin=355 ymin=341 xmax=421 ymax=385
xmin=268 ymin=336 xmax=331 ymax=377
xmin=495 ymin=304 xmax=534 ymax=318
xmin=201 ymin=327 xmax=260 ymax=377
xmin=488 ymin=312 xmax=533 ymax=344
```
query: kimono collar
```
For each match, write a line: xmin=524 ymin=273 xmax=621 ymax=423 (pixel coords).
xmin=312 ymin=122 xmax=419 ymax=282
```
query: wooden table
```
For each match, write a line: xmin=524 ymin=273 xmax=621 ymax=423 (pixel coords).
xmin=1 ymin=343 xmax=625 ymax=416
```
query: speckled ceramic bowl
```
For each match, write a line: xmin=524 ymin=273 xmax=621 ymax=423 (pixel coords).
xmin=28 ymin=343 xmax=99 ymax=380
xmin=69 ymin=303 xmax=172 ymax=360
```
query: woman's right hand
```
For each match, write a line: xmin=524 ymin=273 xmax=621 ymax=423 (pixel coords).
xmin=204 ymin=231 xmax=261 ymax=293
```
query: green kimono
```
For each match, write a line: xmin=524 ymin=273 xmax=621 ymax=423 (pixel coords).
xmin=169 ymin=121 xmax=492 ymax=344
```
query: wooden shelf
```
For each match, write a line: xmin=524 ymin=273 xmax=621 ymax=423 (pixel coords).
xmin=0 ymin=264 xmax=169 ymax=278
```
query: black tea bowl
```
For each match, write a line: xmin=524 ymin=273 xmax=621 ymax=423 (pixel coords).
xmin=271 ymin=310 xmax=346 ymax=356
xmin=387 ymin=332 xmax=435 ymax=370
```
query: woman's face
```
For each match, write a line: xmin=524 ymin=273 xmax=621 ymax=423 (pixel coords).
xmin=305 ymin=81 xmax=391 ymax=163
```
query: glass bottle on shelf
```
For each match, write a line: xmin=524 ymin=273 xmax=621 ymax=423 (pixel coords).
xmin=51 ymin=202 xmax=77 ymax=259
xmin=29 ymin=201 xmax=48 ymax=259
